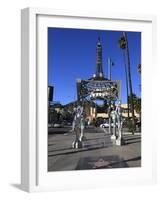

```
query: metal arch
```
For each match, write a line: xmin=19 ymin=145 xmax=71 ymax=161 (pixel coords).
xmin=74 ymin=78 xmax=122 ymax=147
xmin=77 ymin=79 xmax=121 ymax=102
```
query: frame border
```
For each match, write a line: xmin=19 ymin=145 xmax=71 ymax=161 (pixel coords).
xmin=21 ymin=7 xmax=156 ymax=192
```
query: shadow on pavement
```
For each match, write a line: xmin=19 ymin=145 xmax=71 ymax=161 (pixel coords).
xmin=75 ymin=155 xmax=141 ymax=170
xmin=75 ymin=155 xmax=128 ymax=170
xmin=48 ymin=143 xmax=112 ymax=157
xmin=122 ymin=135 xmax=141 ymax=145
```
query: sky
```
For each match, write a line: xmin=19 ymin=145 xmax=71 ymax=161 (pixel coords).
xmin=48 ymin=28 xmax=141 ymax=105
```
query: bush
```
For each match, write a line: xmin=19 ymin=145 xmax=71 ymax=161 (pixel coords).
xmin=127 ymin=119 xmax=135 ymax=133
xmin=123 ymin=118 xmax=135 ymax=133
xmin=95 ymin=117 xmax=104 ymax=127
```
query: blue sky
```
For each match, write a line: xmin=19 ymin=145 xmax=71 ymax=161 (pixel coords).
xmin=48 ymin=28 xmax=141 ymax=105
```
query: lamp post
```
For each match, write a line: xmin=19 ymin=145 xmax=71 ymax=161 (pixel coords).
xmin=108 ymin=58 xmax=114 ymax=135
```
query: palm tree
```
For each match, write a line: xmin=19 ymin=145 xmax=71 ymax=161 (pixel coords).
xmin=128 ymin=94 xmax=140 ymax=111
xmin=118 ymin=36 xmax=130 ymax=119
xmin=118 ymin=32 xmax=136 ymax=133
xmin=138 ymin=64 xmax=141 ymax=75
xmin=138 ymin=64 xmax=141 ymax=91
xmin=128 ymin=93 xmax=141 ymax=121
xmin=123 ymin=32 xmax=136 ymax=132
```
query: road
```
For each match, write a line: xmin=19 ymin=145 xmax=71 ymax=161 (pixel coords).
xmin=48 ymin=126 xmax=141 ymax=171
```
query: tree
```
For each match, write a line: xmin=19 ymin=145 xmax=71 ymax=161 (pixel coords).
xmin=118 ymin=36 xmax=130 ymax=119
xmin=135 ymin=98 xmax=141 ymax=116
xmin=123 ymin=32 xmax=136 ymax=133
xmin=138 ymin=64 xmax=141 ymax=75
xmin=118 ymin=32 xmax=136 ymax=133
xmin=61 ymin=109 xmax=73 ymax=122
xmin=128 ymin=93 xmax=141 ymax=117
xmin=138 ymin=64 xmax=141 ymax=91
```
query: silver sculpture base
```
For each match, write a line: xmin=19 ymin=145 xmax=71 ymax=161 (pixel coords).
xmin=72 ymin=140 xmax=83 ymax=149
xmin=115 ymin=138 xmax=121 ymax=146
xmin=111 ymin=134 xmax=116 ymax=140
xmin=79 ymin=135 xmax=86 ymax=142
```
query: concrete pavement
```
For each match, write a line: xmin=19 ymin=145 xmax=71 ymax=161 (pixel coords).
xmin=48 ymin=126 xmax=141 ymax=171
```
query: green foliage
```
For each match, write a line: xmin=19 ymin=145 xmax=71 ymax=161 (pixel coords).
xmin=127 ymin=119 xmax=135 ymax=132
xmin=61 ymin=109 xmax=73 ymax=122
xmin=118 ymin=36 xmax=126 ymax=49
xmin=95 ymin=117 xmax=104 ymax=127
xmin=128 ymin=93 xmax=141 ymax=114
xmin=138 ymin=64 xmax=141 ymax=75
xmin=90 ymin=118 xmax=96 ymax=126
xmin=123 ymin=118 xmax=137 ymax=133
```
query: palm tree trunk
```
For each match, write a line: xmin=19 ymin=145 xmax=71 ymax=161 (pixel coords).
xmin=122 ymin=50 xmax=130 ymax=119
xmin=123 ymin=32 xmax=135 ymax=133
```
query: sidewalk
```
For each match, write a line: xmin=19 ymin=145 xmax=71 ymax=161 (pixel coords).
xmin=102 ymin=127 xmax=141 ymax=135
xmin=48 ymin=127 xmax=141 ymax=171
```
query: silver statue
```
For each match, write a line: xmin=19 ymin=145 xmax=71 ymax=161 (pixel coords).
xmin=110 ymin=101 xmax=122 ymax=146
xmin=72 ymin=105 xmax=85 ymax=148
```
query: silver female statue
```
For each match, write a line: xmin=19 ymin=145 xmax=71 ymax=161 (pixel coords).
xmin=115 ymin=101 xmax=122 ymax=145
xmin=72 ymin=105 xmax=85 ymax=148
xmin=110 ymin=101 xmax=122 ymax=146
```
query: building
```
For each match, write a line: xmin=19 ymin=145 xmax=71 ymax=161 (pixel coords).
xmin=48 ymin=86 xmax=54 ymax=102
xmin=121 ymin=104 xmax=140 ymax=119
xmin=63 ymin=101 xmax=140 ymax=123
xmin=96 ymin=36 xmax=104 ymax=78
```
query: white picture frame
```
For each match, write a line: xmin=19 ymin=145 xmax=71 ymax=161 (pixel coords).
xmin=21 ymin=7 xmax=157 ymax=192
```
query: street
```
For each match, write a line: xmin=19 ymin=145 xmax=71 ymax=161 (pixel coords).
xmin=48 ymin=126 xmax=141 ymax=171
